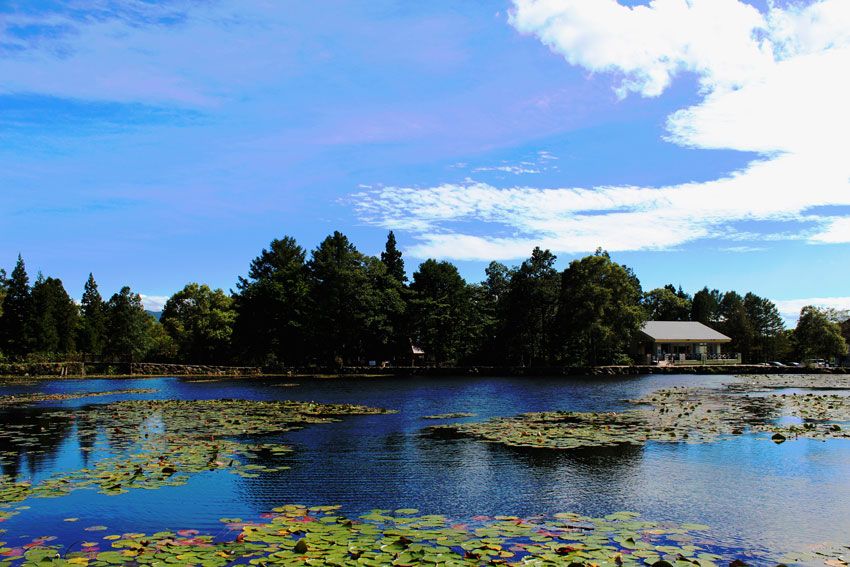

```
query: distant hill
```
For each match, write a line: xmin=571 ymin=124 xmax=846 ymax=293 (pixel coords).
xmin=146 ymin=310 xmax=162 ymax=321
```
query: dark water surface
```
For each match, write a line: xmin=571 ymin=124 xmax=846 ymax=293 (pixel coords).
xmin=2 ymin=374 xmax=849 ymax=558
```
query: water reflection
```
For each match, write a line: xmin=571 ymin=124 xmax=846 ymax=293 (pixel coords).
xmin=0 ymin=407 xmax=76 ymax=479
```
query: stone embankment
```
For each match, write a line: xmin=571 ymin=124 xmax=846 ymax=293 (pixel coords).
xmin=274 ymin=364 xmax=850 ymax=377
xmin=3 ymin=362 xmax=847 ymax=379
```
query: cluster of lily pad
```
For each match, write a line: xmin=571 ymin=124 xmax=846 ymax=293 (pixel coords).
xmin=732 ymin=374 xmax=850 ymax=391
xmin=0 ymin=505 xmax=758 ymax=567
xmin=422 ymin=413 xmax=477 ymax=420
xmin=426 ymin=379 xmax=850 ymax=450
xmin=0 ymin=399 xmax=396 ymax=508
xmin=0 ymin=390 xmax=157 ymax=408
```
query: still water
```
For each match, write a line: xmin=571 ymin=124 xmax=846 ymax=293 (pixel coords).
xmin=1 ymin=374 xmax=849 ymax=559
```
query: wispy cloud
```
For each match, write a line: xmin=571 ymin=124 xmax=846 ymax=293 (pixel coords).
xmin=466 ymin=150 xmax=559 ymax=176
xmin=351 ymin=0 xmax=850 ymax=260
xmin=719 ymin=246 xmax=767 ymax=253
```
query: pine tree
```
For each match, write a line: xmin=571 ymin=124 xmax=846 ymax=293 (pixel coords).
xmin=30 ymin=276 xmax=79 ymax=353
xmin=380 ymin=231 xmax=407 ymax=283
xmin=78 ymin=274 xmax=107 ymax=356
xmin=0 ymin=255 xmax=32 ymax=356
xmin=232 ymin=236 xmax=310 ymax=366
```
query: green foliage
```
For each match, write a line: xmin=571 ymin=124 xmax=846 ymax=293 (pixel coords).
xmin=0 ymin=255 xmax=32 ymax=356
xmin=794 ymin=305 xmax=848 ymax=361
xmin=105 ymin=286 xmax=153 ymax=362
xmin=161 ymin=283 xmax=235 ymax=363
xmin=643 ymin=285 xmax=691 ymax=321
xmin=4 ymin=235 xmax=844 ymax=370
xmin=78 ymin=273 xmax=107 ymax=355
xmin=28 ymin=275 xmax=79 ymax=354
xmin=557 ymin=249 xmax=645 ymax=366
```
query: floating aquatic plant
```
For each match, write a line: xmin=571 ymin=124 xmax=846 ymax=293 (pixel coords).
xmin=0 ymin=399 xmax=396 ymax=507
xmin=0 ymin=389 xmax=157 ymax=408
xmin=427 ymin=380 xmax=850 ymax=451
xmin=0 ymin=505 xmax=758 ymax=567
xmin=422 ymin=413 xmax=477 ymax=420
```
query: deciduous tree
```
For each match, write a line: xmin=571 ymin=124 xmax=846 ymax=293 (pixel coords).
xmin=557 ymin=250 xmax=645 ymax=366
xmin=161 ymin=283 xmax=236 ymax=363
xmin=795 ymin=306 xmax=848 ymax=362
xmin=105 ymin=286 xmax=152 ymax=362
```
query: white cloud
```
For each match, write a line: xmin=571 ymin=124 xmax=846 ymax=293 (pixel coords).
xmin=509 ymin=0 xmax=771 ymax=98
xmin=774 ymin=297 xmax=850 ymax=325
xmin=810 ymin=217 xmax=850 ymax=244
xmin=139 ymin=294 xmax=169 ymax=312
xmin=352 ymin=0 xmax=850 ymax=260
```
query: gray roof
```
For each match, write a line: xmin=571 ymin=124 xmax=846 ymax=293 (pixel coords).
xmin=641 ymin=321 xmax=731 ymax=342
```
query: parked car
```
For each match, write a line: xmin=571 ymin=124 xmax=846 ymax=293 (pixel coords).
xmin=768 ymin=361 xmax=786 ymax=367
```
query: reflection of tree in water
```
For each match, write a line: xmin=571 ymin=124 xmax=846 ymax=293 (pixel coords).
xmin=0 ymin=407 xmax=76 ymax=479
xmin=478 ymin=440 xmax=645 ymax=500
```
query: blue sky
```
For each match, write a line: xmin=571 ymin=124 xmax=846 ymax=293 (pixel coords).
xmin=1 ymin=0 xmax=849 ymax=321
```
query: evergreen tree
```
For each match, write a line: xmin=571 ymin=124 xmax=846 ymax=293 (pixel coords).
xmin=308 ymin=231 xmax=399 ymax=365
xmin=502 ymin=248 xmax=560 ymax=366
xmin=233 ymin=236 xmax=311 ymax=366
xmin=476 ymin=261 xmax=513 ymax=363
xmin=743 ymin=293 xmax=786 ymax=362
xmin=0 ymin=255 xmax=32 ymax=356
xmin=105 ymin=286 xmax=152 ymax=362
xmin=380 ymin=231 xmax=407 ymax=283
xmin=78 ymin=273 xmax=107 ymax=356
xmin=409 ymin=259 xmax=469 ymax=364
xmin=29 ymin=276 xmax=78 ymax=354
xmin=557 ymin=250 xmax=645 ymax=366
xmin=161 ymin=283 xmax=236 ymax=363
xmin=691 ymin=287 xmax=721 ymax=324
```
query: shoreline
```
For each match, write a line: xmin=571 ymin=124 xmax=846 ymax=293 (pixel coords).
xmin=2 ymin=363 xmax=849 ymax=381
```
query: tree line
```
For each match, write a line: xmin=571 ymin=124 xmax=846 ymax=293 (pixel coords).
xmin=1 ymin=232 xmax=848 ymax=367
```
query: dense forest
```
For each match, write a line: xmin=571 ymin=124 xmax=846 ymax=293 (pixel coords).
xmin=1 ymin=231 xmax=848 ymax=368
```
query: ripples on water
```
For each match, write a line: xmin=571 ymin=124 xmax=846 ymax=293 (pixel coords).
xmin=1 ymin=374 xmax=849 ymax=558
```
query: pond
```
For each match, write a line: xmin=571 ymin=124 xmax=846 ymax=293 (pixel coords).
xmin=1 ymin=374 xmax=849 ymax=565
